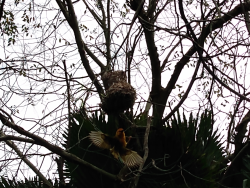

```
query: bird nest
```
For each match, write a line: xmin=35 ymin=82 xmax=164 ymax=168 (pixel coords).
xmin=101 ymin=80 xmax=136 ymax=114
xmin=101 ymin=70 xmax=127 ymax=90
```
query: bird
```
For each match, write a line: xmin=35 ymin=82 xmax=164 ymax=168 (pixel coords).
xmin=89 ymin=128 xmax=143 ymax=167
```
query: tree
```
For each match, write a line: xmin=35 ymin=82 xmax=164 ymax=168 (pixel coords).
xmin=0 ymin=0 xmax=250 ymax=187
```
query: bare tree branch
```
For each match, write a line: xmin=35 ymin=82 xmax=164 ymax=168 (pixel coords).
xmin=157 ymin=0 xmax=250 ymax=120
xmin=0 ymin=0 xmax=5 ymax=21
xmin=129 ymin=116 xmax=150 ymax=188
xmin=56 ymin=0 xmax=105 ymax=98
xmin=162 ymin=59 xmax=202 ymax=122
xmin=0 ymin=112 xmax=118 ymax=181
xmin=0 ymin=131 xmax=53 ymax=187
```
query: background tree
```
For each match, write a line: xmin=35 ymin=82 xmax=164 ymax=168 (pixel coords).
xmin=0 ymin=0 xmax=250 ymax=187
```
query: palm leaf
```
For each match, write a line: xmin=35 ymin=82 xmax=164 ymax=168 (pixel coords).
xmin=64 ymin=111 xmax=123 ymax=188
xmin=63 ymin=110 xmax=226 ymax=188
xmin=0 ymin=176 xmax=57 ymax=188
xmin=138 ymin=110 xmax=225 ymax=188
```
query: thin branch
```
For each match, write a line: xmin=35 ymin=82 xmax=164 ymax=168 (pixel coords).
xmin=226 ymin=99 xmax=242 ymax=153
xmin=84 ymin=43 xmax=105 ymax=69
xmin=140 ymin=16 xmax=161 ymax=95
xmin=150 ymin=0 xmax=250 ymax=122
xmin=241 ymin=0 xmax=250 ymax=35
xmin=63 ymin=60 xmax=72 ymax=149
xmin=55 ymin=0 xmax=69 ymax=20
xmin=233 ymin=109 xmax=250 ymax=156
xmin=160 ymin=39 xmax=181 ymax=71
xmin=0 ymin=112 xmax=118 ymax=181
xmin=55 ymin=157 xmax=66 ymax=187
xmin=113 ymin=0 xmax=145 ymax=61
xmin=0 ymin=131 xmax=53 ymax=187
xmin=56 ymin=0 xmax=105 ymax=97
xmin=212 ymin=0 xmax=222 ymax=18
xmin=98 ymin=0 xmax=106 ymax=25
xmin=0 ymin=0 xmax=5 ymax=21
xmin=129 ymin=116 xmax=150 ymax=188
xmin=202 ymin=62 xmax=250 ymax=102
xmin=82 ymin=0 xmax=103 ymax=27
xmin=106 ymin=0 xmax=111 ymax=65
xmin=220 ymin=141 xmax=250 ymax=186
xmin=127 ymin=27 xmax=143 ymax=84
xmin=162 ymin=59 xmax=201 ymax=122
xmin=0 ymin=135 xmax=35 ymax=143
xmin=154 ymin=0 xmax=171 ymax=21
xmin=169 ymin=0 xmax=250 ymax=91
xmin=0 ymin=108 xmax=14 ymax=123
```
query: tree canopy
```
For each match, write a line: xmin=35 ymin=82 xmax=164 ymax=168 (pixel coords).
xmin=0 ymin=0 xmax=250 ymax=187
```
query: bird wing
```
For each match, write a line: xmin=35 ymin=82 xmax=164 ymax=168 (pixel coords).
xmin=89 ymin=130 xmax=143 ymax=167
xmin=89 ymin=131 xmax=113 ymax=149
xmin=121 ymin=148 xmax=143 ymax=167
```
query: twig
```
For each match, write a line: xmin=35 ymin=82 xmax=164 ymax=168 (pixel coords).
xmin=220 ymin=141 xmax=250 ymax=186
xmin=0 ymin=112 xmax=118 ymax=181
xmin=62 ymin=60 xmax=72 ymax=147
xmin=56 ymin=0 xmax=105 ymax=98
xmin=129 ymin=116 xmax=150 ymax=188
xmin=0 ymin=0 xmax=5 ymax=22
xmin=113 ymin=0 xmax=145 ymax=61
xmin=0 ymin=135 xmax=35 ymax=143
xmin=162 ymin=59 xmax=201 ymax=123
xmin=0 ymin=131 xmax=53 ymax=187
xmin=55 ymin=157 xmax=66 ymax=187
xmin=180 ymin=162 xmax=190 ymax=188
xmin=0 ymin=108 xmax=14 ymax=123
xmin=226 ymin=99 xmax=242 ymax=153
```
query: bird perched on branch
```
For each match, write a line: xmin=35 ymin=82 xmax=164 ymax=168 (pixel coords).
xmin=89 ymin=128 xmax=143 ymax=167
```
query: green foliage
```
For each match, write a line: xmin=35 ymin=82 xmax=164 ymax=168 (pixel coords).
xmin=136 ymin=110 xmax=226 ymax=188
xmin=0 ymin=176 xmax=58 ymax=188
xmin=63 ymin=111 xmax=122 ymax=188
xmin=63 ymin=110 xmax=226 ymax=188
xmin=231 ymin=149 xmax=250 ymax=187
xmin=1 ymin=10 xmax=18 ymax=45
xmin=1 ymin=1 xmax=35 ymax=46
xmin=242 ymin=154 xmax=250 ymax=180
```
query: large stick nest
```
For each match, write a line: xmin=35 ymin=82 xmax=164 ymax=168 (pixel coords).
xmin=101 ymin=71 xmax=136 ymax=114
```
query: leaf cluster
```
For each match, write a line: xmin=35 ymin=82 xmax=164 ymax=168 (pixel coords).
xmin=61 ymin=110 xmax=226 ymax=188
xmin=0 ymin=176 xmax=58 ymax=188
